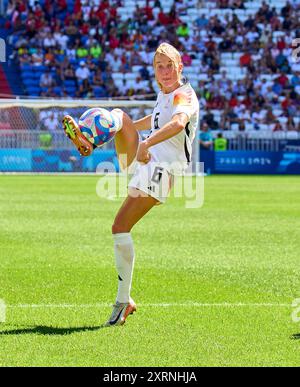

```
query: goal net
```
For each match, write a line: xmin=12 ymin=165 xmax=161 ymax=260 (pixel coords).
xmin=0 ymin=99 xmax=199 ymax=174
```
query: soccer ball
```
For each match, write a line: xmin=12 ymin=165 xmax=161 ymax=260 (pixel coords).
xmin=78 ymin=108 xmax=120 ymax=148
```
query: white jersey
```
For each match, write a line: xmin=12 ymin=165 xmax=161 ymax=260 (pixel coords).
xmin=149 ymin=82 xmax=199 ymax=175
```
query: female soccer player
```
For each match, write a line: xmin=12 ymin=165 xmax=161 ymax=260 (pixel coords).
xmin=63 ymin=43 xmax=199 ymax=326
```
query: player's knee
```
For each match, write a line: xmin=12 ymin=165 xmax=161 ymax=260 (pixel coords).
xmin=112 ymin=221 xmax=132 ymax=235
xmin=112 ymin=109 xmax=132 ymax=130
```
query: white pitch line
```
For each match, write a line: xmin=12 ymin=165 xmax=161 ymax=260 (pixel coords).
xmin=7 ymin=302 xmax=291 ymax=309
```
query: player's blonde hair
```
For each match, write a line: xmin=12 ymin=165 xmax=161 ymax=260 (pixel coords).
xmin=153 ymin=43 xmax=183 ymax=90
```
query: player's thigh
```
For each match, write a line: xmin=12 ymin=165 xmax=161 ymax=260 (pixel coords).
xmin=112 ymin=192 xmax=158 ymax=234
xmin=112 ymin=109 xmax=139 ymax=170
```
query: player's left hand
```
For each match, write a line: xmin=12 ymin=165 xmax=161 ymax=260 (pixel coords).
xmin=137 ymin=141 xmax=151 ymax=164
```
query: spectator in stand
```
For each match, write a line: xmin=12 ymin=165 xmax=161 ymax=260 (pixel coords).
xmin=276 ymin=72 xmax=290 ymax=89
xmin=229 ymin=93 xmax=239 ymax=109
xmin=287 ymin=116 xmax=297 ymax=131
xmin=139 ymin=64 xmax=150 ymax=81
xmin=90 ymin=42 xmax=102 ymax=60
xmin=43 ymin=113 xmax=59 ymax=132
xmin=252 ymin=106 xmax=267 ymax=130
xmin=134 ymin=77 xmax=147 ymax=94
xmin=43 ymin=32 xmax=56 ymax=49
xmin=245 ymin=26 xmax=260 ymax=43
xmin=117 ymin=78 xmax=129 ymax=97
xmin=62 ymin=64 xmax=76 ymax=82
xmin=176 ymin=23 xmax=190 ymax=38
xmin=65 ymin=19 xmax=79 ymax=43
xmin=237 ymin=105 xmax=251 ymax=126
xmin=75 ymin=61 xmax=90 ymax=85
xmin=78 ymin=79 xmax=93 ymax=99
xmin=273 ymin=120 xmax=285 ymax=132
xmin=31 ymin=47 xmax=44 ymax=66
xmin=157 ymin=7 xmax=170 ymax=26
xmin=218 ymin=0 xmax=229 ymax=8
xmin=194 ymin=14 xmax=209 ymax=29
xmin=203 ymin=109 xmax=219 ymax=130
xmin=240 ymin=52 xmax=252 ymax=68
xmin=199 ymin=122 xmax=214 ymax=150
xmin=220 ymin=105 xmax=238 ymax=129
xmin=264 ymin=107 xmax=277 ymax=125
xmin=208 ymin=93 xmax=226 ymax=110
xmin=237 ymin=121 xmax=248 ymax=136
xmin=272 ymin=79 xmax=283 ymax=96
xmin=85 ymin=57 xmax=97 ymax=74
xmin=281 ymin=91 xmax=292 ymax=112
xmin=54 ymin=28 xmax=69 ymax=51
xmin=44 ymin=48 xmax=56 ymax=67
xmin=182 ymin=52 xmax=192 ymax=66
xmin=291 ymin=72 xmax=300 ymax=88
xmin=40 ymin=70 xmax=56 ymax=89
xmin=92 ymin=69 xmax=104 ymax=87
xmin=76 ymin=43 xmax=89 ymax=59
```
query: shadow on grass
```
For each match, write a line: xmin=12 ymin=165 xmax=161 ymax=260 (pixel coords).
xmin=0 ymin=324 xmax=108 ymax=336
xmin=291 ymin=333 xmax=300 ymax=340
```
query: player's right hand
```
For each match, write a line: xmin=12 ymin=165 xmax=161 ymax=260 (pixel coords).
xmin=137 ymin=141 xmax=151 ymax=164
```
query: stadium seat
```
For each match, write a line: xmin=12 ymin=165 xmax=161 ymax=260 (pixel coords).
xmin=53 ymin=87 xmax=62 ymax=95
xmin=190 ymin=79 xmax=198 ymax=88
xmin=20 ymin=64 xmax=33 ymax=71
xmin=286 ymin=131 xmax=299 ymax=140
xmin=112 ymin=73 xmax=124 ymax=81
xmin=21 ymin=71 xmax=34 ymax=80
xmin=64 ymin=80 xmax=76 ymax=87
xmin=222 ymin=131 xmax=236 ymax=139
xmin=26 ymin=87 xmax=41 ymax=96
xmin=132 ymin=66 xmax=143 ymax=73
xmin=126 ymin=73 xmax=138 ymax=81
xmin=273 ymin=131 xmax=287 ymax=139
xmin=65 ymin=86 xmax=76 ymax=94
xmin=23 ymin=79 xmax=38 ymax=87
xmin=187 ymin=73 xmax=199 ymax=81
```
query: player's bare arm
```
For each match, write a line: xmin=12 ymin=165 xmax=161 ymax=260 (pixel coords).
xmin=136 ymin=113 xmax=189 ymax=164
xmin=133 ymin=114 xmax=152 ymax=131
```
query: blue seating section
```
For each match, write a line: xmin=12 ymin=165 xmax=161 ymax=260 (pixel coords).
xmin=20 ymin=62 xmax=78 ymax=97
xmin=16 ymin=0 xmax=77 ymax=97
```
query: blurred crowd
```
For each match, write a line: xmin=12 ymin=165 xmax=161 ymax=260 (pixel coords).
xmin=3 ymin=0 xmax=300 ymax=133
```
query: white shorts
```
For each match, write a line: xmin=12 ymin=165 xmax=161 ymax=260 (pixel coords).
xmin=128 ymin=161 xmax=174 ymax=204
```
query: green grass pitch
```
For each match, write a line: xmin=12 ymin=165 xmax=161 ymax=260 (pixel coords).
xmin=0 ymin=174 xmax=299 ymax=367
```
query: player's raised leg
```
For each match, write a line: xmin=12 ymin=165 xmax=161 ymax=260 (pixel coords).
xmin=62 ymin=115 xmax=94 ymax=156
xmin=105 ymin=193 xmax=159 ymax=327
xmin=63 ymin=108 xmax=139 ymax=167
xmin=111 ymin=109 xmax=139 ymax=170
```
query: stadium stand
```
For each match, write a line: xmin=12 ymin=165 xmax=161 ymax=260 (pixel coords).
xmin=1 ymin=0 xmax=300 ymax=139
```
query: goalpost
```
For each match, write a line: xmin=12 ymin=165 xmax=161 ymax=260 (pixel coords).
xmin=0 ymin=99 xmax=200 ymax=175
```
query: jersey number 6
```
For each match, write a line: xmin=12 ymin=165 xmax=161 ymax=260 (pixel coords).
xmin=154 ymin=113 xmax=160 ymax=130
xmin=152 ymin=166 xmax=164 ymax=184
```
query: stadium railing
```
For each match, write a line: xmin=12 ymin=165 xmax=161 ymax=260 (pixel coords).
xmin=1 ymin=98 xmax=299 ymax=174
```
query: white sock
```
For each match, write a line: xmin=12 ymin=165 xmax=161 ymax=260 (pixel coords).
xmin=113 ymin=233 xmax=135 ymax=304
xmin=111 ymin=109 xmax=123 ymax=132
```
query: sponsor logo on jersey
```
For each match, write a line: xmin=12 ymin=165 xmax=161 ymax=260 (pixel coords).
xmin=148 ymin=185 xmax=155 ymax=193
